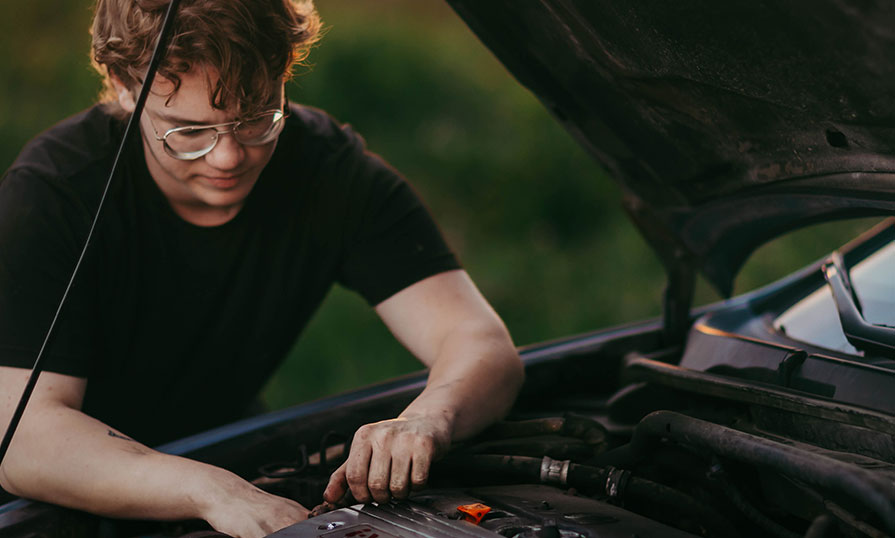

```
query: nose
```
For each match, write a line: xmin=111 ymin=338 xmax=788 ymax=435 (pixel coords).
xmin=203 ymin=131 xmax=245 ymax=171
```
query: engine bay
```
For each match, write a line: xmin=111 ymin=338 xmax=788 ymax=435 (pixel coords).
xmin=188 ymin=339 xmax=895 ymax=538
xmin=2 ymin=254 xmax=893 ymax=538
xmin=258 ymin=373 xmax=893 ymax=538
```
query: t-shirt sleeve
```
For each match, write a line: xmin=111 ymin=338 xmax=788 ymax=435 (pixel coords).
xmin=332 ymin=128 xmax=460 ymax=306
xmin=0 ymin=170 xmax=96 ymax=376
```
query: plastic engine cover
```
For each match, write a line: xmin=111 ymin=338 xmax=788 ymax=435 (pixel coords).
xmin=270 ymin=485 xmax=697 ymax=537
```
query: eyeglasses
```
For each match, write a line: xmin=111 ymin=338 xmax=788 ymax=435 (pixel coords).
xmin=146 ymin=102 xmax=289 ymax=160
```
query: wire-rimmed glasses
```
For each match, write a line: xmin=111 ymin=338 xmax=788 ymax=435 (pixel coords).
xmin=146 ymin=102 xmax=289 ymax=160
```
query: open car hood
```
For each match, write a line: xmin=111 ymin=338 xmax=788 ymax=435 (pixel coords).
xmin=447 ymin=0 xmax=895 ymax=296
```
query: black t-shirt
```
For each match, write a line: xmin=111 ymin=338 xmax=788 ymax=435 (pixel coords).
xmin=0 ymin=104 xmax=459 ymax=445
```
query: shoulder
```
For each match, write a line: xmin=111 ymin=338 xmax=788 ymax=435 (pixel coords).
xmin=263 ymin=102 xmax=411 ymax=233
xmin=5 ymin=104 xmax=120 ymax=184
xmin=279 ymin=104 xmax=369 ymax=164
xmin=0 ymin=105 xmax=120 ymax=230
xmin=267 ymin=103 xmax=395 ymax=201
xmin=286 ymin=104 xmax=355 ymax=143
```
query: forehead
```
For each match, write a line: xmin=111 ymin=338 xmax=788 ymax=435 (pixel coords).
xmin=146 ymin=67 xmax=282 ymax=123
xmin=147 ymin=68 xmax=229 ymax=122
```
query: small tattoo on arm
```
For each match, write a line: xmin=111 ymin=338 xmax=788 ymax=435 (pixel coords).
xmin=107 ymin=430 xmax=134 ymax=442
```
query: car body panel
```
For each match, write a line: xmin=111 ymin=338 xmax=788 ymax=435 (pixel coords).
xmin=446 ymin=0 xmax=895 ymax=295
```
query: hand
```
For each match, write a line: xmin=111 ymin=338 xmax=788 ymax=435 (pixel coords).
xmin=199 ymin=469 xmax=309 ymax=538
xmin=323 ymin=414 xmax=452 ymax=504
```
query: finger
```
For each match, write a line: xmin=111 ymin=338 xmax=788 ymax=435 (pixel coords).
xmin=366 ymin=448 xmax=392 ymax=504
xmin=323 ymin=463 xmax=348 ymax=504
xmin=410 ymin=437 xmax=435 ymax=491
xmin=345 ymin=438 xmax=373 ymax=503
xmin=389 ymin=449 xmax=412 ymax=500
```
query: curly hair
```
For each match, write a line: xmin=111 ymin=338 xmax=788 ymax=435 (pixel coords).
xmin=91 ymin=0 xmax=321 ymax=117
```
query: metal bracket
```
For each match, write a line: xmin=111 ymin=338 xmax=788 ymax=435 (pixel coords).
xmin=776 ymin=349 xmax=808 ymax=387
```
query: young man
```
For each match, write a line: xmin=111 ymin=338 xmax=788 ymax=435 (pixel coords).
xmin=0 ymin=1 xmax=523 ymax=536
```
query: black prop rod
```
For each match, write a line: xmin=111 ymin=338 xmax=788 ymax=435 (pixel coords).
xmin=823 ymin=251 xmax=895 ymax=357
xmin=0 ymin=0 xmax=183 ymax=469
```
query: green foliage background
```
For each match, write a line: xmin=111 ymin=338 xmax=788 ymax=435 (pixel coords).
xmin=0 ymin=1 xmax=877 ymax=411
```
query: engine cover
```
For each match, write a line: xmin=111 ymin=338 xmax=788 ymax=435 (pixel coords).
xmin=270 ymin=485 xmax=697 ymax=537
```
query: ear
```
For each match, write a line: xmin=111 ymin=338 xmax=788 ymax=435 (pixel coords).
xmin=109 ymin=74 xmax=137 ymax=113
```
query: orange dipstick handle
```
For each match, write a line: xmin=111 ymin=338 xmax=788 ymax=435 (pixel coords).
xmin=457 ymin=502 xmax=492 ymax=525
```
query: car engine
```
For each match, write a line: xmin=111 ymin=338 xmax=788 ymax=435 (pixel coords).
xmin=188 ymin=327 xmax=895 ymax=538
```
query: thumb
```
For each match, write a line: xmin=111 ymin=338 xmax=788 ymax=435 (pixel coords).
xmin=323 ymin=463 xmax=348 ymax=504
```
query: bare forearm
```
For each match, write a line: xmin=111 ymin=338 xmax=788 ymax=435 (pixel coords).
xmin=0 ymin=405 xmax=240 ymax=521
xmin=324 ymin=321 xmax=523 ymax=504
xmin=400 ymin=320 xmax=524 ymax=441
xmin=328 ymin=270 xmax=525 ymax=504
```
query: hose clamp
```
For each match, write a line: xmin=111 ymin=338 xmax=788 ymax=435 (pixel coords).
xmin=605 ymin=466 xmax=631 ymax=500
xmin=540 ymin=456 xmax=570 ymax=485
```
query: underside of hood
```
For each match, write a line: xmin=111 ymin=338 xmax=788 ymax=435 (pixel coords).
xmin=446 ymin=0 xmax=895 ymax=296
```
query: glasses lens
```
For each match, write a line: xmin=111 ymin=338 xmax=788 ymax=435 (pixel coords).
xmin=165 ymin=127 xmax=218 ymax=157
xmin=234 ymin=111 xmax=284 ymax=146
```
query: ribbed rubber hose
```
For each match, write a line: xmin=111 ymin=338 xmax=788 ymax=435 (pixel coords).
xmin=595 ymin=411 xmax=895 ymax=535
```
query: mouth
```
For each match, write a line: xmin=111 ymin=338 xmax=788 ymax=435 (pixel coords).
xmin=201 ymin=176 xmax=241 ymax=189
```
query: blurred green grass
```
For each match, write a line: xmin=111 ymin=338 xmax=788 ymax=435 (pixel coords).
xmin=1 ymin=1 xmax=879 ymax=411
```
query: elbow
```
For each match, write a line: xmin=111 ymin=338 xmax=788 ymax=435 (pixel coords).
xmin=479 ymin=319 xmax=525 ymax=400
xmin=0 ymin=419 xmax=28 ymax=498
xmin=489 ymin=326 xmax=525 ymax=415
xmin=498 ymin=320 xmax=525 ymax=386
xmin=0 ymin=448 xmax=30 ymax=498
xmin=504 ymin=346 xmax=525 ymax=400
xmin=505 ymin=353 xmax=525 ymax=417
xmin=0 ymin=406 xmax=68 ymax=499
xmin=0 ymin=415 xmax=52 ymax=499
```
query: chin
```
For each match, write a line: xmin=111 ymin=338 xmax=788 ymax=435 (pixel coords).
xmin=195 ymin=179 xmax=254 ymax=201
xmin=200 ymin=192 xmax=248 ymax=211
